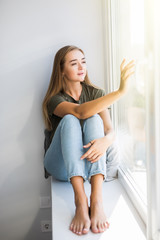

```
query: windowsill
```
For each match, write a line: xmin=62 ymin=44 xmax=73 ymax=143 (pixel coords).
xmin=51 ymin=177 xmax=146 ymax=240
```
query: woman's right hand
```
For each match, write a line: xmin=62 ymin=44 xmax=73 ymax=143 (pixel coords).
xmin=118 ymin=59 xmax=135 ymax=95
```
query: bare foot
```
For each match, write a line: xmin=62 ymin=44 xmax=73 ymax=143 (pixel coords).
xmin=90 ymin=198 xmax=109 ymax=233
xmin=70 ymin=196 xmax=91 ymax=235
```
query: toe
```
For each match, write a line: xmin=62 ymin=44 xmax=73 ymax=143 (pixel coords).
xmin=82 ymin=228 xmax=89 ymax=234
xmin=92 ymin=227 xmax=99 ymax=233
xmin=82 ymin=227 xmax=89 ymax=234
xmin=97 ymin=222 xmax=103 ymax=233
xmin=97 ymin=222 xmax=100 ymax=232
xmin=100 ymin=223 xmax=105 ymax=232
xmin=73 ymin=225 xmax=76 ymax=233
xmin=70 ymin=223 xmax=73 ymax=231
xmin=78 ymin=224 xmax=83 ymax=235
xmin=91 ymin=222 xmax=99 ymax=233
xmin=106 ymin=221 xmax=110 ymax=229
xmin=75 ymin=225 xmax=80 ymax=235
xmin=82 ymin=226 xmax=90 ymax=234
xmin=82 ymin=221 xmax=90 ymax=234
xmin=103 ymin=222 xmax=107 ymax=230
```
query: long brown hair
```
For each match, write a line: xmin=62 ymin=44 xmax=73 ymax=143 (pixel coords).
xmin=42 ymin=45 xmax=93 ymax=130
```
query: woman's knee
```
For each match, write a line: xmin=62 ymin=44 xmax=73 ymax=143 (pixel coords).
xmin=83 ymin=114 xmax=104 ymax=132
xmin=84 ymin=114 xmax=103 ymax=125
xmin=82 ymin=114 xmax=104 ymax=142
xmin=61 ymin=114 xmax=79 ymax=125
xmin=60 ymin=114 xmax=81 ymax=129
xmin=58 ymin=114 xmax=82 ymax=138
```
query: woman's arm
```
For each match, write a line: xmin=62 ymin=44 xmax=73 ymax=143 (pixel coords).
xmin=98 ymin=108 xmax=115 ymax=145
xmin=53 ymin=91 xmax=119 ymax=119
xmin=54 ymin=59 xmax=135 ymax=119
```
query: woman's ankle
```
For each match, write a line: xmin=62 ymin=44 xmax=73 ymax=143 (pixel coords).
xmin=90 ymin=191 xmax=103 ymax=204
xmin=75 ymin=194 xmax=88 ymax=206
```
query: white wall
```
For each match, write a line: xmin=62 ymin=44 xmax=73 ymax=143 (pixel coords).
xmin=0 ymin=0 xmax=105 ymax=239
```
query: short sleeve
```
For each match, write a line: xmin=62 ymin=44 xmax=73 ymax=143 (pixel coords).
xmin=93 ymin=88 xmax=106 ymax=100
xmin=47 ymin=95 xmax=66 ymax=115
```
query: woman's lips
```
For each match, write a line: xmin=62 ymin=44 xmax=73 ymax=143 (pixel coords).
xmin=78 ymin=73 xmax=84 ymax=75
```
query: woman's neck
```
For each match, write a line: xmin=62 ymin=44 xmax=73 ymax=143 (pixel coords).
xmin=65 ymin=82 xmax=83 ymax=101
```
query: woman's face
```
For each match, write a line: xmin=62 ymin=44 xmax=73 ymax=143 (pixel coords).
xmin=62 ymin=50 xmax=87 ymax=83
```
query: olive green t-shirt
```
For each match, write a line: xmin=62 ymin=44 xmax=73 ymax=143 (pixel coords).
xmin=47 ymin=82 xmax=105 ymax=139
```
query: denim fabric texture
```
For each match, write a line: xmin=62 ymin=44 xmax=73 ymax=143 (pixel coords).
xmin=44 ymin=114 xmax=119 ymax=182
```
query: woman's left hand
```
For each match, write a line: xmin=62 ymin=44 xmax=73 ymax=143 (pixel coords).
xmin=80 ymin=137 xmax=109 ymax=163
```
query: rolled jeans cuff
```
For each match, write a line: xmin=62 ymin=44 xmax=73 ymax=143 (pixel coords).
xmin=88 ymin=170 xmax=106 ymax=183
xmin=68 ymin=173 xmax=88 ymax=182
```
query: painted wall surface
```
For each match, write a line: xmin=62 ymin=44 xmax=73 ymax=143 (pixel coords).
xmin=0 ymin=0 xmax=105 ymax=239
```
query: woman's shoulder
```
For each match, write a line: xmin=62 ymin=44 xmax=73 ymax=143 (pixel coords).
xmin=47 ymin=92 xmax=67 ymax=115
xmin=82 ymin=82 xmax=106 ymax=99
xmin=49 ymin=92 xmax=64 ymax=102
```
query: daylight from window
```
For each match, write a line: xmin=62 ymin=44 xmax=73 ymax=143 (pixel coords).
xmin=115 ymin=0 xmax=147 ymax=201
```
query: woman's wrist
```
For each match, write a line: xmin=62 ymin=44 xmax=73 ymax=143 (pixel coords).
xmin=116 ymin=88 xmax=125 ymax=97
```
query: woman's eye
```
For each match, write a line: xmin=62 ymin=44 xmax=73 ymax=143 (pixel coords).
xmin=71 ymin=61 xmax=86 ymax=66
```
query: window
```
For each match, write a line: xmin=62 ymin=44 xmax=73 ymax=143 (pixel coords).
xmin=114 ymin=0 xmax=147 ymax=219
xmin=102 ymin=0 xmax=160 ymax=239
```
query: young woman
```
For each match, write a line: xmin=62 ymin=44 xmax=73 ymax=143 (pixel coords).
xmin=42 ymin=45 xmax=135 ymax=235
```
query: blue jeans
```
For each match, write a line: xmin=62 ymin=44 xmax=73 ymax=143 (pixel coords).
xmin=44 ymin=114 xmax=119 ymax=182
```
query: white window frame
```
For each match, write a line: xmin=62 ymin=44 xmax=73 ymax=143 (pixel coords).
xmin=145 ymin=1 xmax=160 ymax=239
xmin=102 ymin=0 xmax=160 ymax=239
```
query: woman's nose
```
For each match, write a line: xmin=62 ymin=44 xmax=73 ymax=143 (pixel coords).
xmin=78 ymin=62 xmax=83 ymax=70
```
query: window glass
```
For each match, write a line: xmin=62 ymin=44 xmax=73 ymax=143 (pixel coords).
xmin=115 ymin=0 xmax=147 ymax=199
